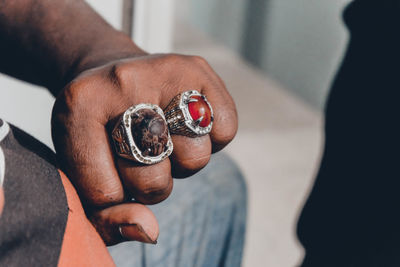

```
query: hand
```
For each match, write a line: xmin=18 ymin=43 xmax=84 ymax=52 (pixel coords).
xmin=51 ymin=54 xmax=238 ymax=245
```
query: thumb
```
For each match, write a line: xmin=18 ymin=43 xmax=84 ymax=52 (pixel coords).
xmin=90 ymin=203 xmax=159 ymax=246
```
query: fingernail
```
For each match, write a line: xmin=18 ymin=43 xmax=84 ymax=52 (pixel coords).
xmin=119 ymin=224 xmax=158 ymax=244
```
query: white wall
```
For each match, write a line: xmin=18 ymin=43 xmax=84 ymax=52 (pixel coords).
xmin=262 ymin=0 xmax=351 ymax=108
xmin=132 ymin=0 xmax=175 ymax=53
xmin=181 ymin=0 xmax=352 ymax=109
xmin=86 ymin=0 xmax=123 ymax=30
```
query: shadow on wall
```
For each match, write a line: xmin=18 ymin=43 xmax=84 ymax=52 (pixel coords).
xmin=186 ymin=0 xmax=350 ymax=109
xmin=240 ymin=0 xmax=270 ymax=69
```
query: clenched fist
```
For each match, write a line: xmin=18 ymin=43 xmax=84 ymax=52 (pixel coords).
xmin=52 ymin=54 xmax=238 ymax=245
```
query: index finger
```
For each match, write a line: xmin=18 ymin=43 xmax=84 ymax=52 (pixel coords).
xmin=52 ymin=81 xmax=125 ymax=207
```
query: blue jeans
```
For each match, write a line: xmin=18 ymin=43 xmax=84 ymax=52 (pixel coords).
xmin=108 ymin=153 xmax=247 ymax=267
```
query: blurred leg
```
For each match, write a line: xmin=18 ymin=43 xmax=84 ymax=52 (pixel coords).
xmin=109 ymin=152 xmax=247 ymax=267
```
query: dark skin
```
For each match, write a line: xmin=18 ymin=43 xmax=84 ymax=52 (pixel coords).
xmin=0 ymin=0 xmax=238 ymax=245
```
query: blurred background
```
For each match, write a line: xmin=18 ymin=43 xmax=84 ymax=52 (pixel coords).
xmin=0 ymin=0 xmax=352 ymax=266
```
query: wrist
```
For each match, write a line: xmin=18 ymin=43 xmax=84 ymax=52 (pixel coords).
xmin=61 ymin=31 xmax=147 ymax=91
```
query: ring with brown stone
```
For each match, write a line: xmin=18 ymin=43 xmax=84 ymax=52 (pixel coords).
xmin=164 ymin=90 xmax=214 ymax=137
xmin=111 ymin=104 xmax=173 ymax=165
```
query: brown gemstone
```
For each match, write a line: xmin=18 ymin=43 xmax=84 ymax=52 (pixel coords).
xmin=188 ymin=95 xmax=212 ymax=127
xmin=130 ymin=109 xmax=169 ymax=157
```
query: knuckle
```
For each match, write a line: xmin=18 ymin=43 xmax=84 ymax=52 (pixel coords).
xmin=214 ymin=107 xmax=238 ymax=143
xmin=172 ymin=155 xmax=211 ymax=178
xmin=216 ymin=126 xmax=237 ymax=145
xmin=108 ymin=62 xmax=130 ymax=89
xmin=163 ymin=54 xmax=204 ymax=68
xmin=160 ymin=54 xmax=188 ymax=71
xmin=180 ymin=155 xmax=211 ymax=170
xmin=59 ymin=77 xmax=96 ymax=116
xmin=162 ymin=54 xmax=209 ymax=66
xmin=52 ymin=78 xmax=93 ymax=127
xmin=141 ymin=176 xmax=171 ymax=196
xmin=190 ymin=55 xmax=209 ymax=67
xmin=132 ymin=175 xmax=173 ymax=204
xmin=164 ymin=53 xmax=183 ymax=63
xmin=86 ymin=187 xmax=125 ymax=207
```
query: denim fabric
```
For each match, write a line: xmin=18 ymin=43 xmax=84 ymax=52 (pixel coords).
xmin=109 ymin=152 xmax=247 ymax=267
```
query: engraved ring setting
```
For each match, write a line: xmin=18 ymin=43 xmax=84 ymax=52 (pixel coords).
xmin=111 ymin=103 xmax=173 ymax=165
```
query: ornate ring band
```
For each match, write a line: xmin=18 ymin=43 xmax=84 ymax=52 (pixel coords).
xmin=111 ymin=104 xmax=173 ymax=165
xmin=164 ymin=90 xmax=214 ymax=137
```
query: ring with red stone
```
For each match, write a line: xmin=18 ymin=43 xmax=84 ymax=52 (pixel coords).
xmin=111 ymin=103 xmax=173 ymax=165
xmin=164 ymin=90 xmax=214 ymax=137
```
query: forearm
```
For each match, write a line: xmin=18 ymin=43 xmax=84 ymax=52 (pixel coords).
xmin=0 ymin=0 xmax=144 ymax=95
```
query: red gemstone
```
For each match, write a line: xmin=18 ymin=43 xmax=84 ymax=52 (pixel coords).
xmin=188 ymin=95 xmax=212 ymax=127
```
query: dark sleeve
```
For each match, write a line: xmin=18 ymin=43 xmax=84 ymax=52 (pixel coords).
xmin=0 ymin=123 xmax=68 ymax=267
xmin=297 ymin=0 xmax=400 ymax=266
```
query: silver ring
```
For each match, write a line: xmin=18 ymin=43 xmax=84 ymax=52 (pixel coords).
xmin=164 ymin=90 xmax=214 ymax=137
xmin=111 ymin=103 xmax=173 ymax=165
xmin=118 ymin=226 xmax=124 ymax=238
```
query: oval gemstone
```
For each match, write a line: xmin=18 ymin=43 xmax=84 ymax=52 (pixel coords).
xmin=130 ymin=109 xmax=169 ymax=157
xmin=188 ymin=95 xmax=211 ymax=127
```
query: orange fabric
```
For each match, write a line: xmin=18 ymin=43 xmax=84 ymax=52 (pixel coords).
xmin=57 ymin=171 xmax=115 ymax=267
